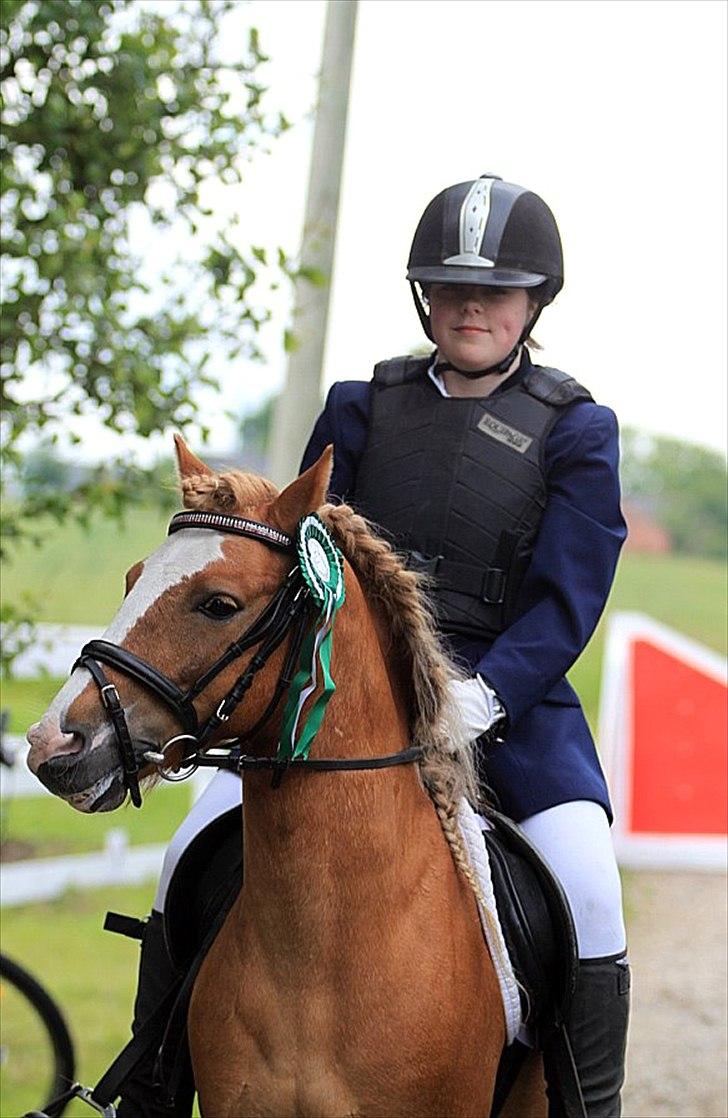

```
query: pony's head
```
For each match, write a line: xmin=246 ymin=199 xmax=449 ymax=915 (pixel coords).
xmin=26 ymin=438 xmax=333 ymax=812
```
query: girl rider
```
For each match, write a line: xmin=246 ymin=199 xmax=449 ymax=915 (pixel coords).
xmin=298 ymin=174 xmax=630 ymax=1117
xmin=119 ymin=175 xmax=629 ymax=1118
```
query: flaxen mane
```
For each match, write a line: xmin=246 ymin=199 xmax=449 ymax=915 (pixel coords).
xmin=181 ymin=469 xmax=491 ymax=907
xmin=320 ymin=502 xmax=494 ymax=908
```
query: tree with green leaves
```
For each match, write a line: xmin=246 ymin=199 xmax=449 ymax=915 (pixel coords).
xmin=620 ymin=428 xmax=727 ymax=560
xmin=1 ymin=0 xmax=291 ymax=668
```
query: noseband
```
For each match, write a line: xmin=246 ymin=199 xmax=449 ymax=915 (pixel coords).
xmin=74 ymin=510 xmax=422 ymax=806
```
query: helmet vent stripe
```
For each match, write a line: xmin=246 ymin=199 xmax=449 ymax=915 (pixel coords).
xmin=459 ymin=178 xmax=493 ymax=259
xmin=442 ymin=178 xmax=496 ymax=267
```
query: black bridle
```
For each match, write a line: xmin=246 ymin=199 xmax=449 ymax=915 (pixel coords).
xmin=73 ymin=510 xmax=422 ymax=806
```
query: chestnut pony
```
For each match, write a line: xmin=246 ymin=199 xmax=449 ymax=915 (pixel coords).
xmin=27 ymin=439 xmax=544 ymax=1117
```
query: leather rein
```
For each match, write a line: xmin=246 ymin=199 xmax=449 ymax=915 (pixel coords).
xmin=73 ymin=510 xmax=422 ymax=806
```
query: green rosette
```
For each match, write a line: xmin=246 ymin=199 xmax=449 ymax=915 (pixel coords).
xmin=296 ymin=513 xmax=345 ymax=610
xmin=278 ymin=514 xmax=346 ymax=763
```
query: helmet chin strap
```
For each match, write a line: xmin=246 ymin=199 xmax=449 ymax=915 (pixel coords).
xmin=435 ymin=342 xmax=521 ymax=379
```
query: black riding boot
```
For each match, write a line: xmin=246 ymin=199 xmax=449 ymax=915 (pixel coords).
xmin=116 ymin=910 xmax=194 ymax=1118
xmin=546 ymin=953 xmax=631 ymax=1118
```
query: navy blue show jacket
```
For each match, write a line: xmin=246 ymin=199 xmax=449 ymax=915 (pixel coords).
xmin=299 ymin=350 xmax=627 ymax=823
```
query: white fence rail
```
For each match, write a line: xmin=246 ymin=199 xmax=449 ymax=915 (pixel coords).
xmin=2 ymin=735 xmax=53 ymax=797
xmin=1 ymin=739 xmax=214 ymax=907
xmin=7 ymin=623 xmax=103 ymax=678
xmin=1 ymin=831 xmax=165 ymax=907
xmin=0 ymin=740 xmax=169 ymax=905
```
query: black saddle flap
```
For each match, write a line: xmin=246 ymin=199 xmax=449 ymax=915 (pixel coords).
xmin=482 ymin=809 xmax=578 ymax=1026
xmin=163 ymin=805 xmax=243 ymax=972
xmin=154 ymin=806 xmax=244 ymax=1102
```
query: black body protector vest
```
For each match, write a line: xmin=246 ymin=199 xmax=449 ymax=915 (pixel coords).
xmin=351 ymin=356 xmax=593 ymax=643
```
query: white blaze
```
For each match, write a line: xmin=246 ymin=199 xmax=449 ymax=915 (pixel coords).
xmin=45 ymin=530 xmax=225 ymax=726
xmin=103 ymin=530 xmax=224 ymax=642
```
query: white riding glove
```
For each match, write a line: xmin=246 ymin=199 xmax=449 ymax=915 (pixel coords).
xmin=448 ymin=675 xmax=506 ymax=742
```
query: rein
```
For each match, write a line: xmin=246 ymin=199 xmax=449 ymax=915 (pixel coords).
xmin=195 ymin=744 xmax=424 ymax=775
xmin=74 ymin=510 xmax=422 ymax=805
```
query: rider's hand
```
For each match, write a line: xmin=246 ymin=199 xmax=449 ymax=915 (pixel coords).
xmin=448 ymin=676 xmax=506 ymax=741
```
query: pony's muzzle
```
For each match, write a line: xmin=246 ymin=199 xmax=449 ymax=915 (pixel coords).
xmin=34 ymin=735 xmax=128 ymax=813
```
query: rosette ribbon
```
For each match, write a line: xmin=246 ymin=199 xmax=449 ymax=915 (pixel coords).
xmin=277 ymin=514 xmax=346 ymax=763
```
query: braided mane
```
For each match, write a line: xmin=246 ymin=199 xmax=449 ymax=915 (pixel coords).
xmin=320 ymin=503 xmax=490 ymax=902
xmin=319 ymin=503 xmax=476 ymax=795
xmin=181 ymin=470 xmax=486 ymax=899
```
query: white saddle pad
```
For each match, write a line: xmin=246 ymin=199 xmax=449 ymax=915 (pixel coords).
xmin=457 ymin=798 xmax=523 ymax=1045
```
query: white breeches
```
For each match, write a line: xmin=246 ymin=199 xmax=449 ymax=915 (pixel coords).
xmin=519 ymin=800 xmax=627 ymax=959
xmin=154 ymin=772 xmax=626 ymax=959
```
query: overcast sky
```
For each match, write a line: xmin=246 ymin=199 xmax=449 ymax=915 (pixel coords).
xmin=72 ymin=0 xmax=728 ymax=461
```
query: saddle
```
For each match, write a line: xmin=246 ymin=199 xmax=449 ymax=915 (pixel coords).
xmin=483 ymin=808 xmax=578 ymax=1029
xmin=106 ymin=805 xmax=582 ymax=1115
xmin=163 ymin=807 xmax=243 ymax=973
xmin=156 ymin=807 xmax=243 ymax=1102
xmin=482 ymin=808 xmax=582 ymax=1117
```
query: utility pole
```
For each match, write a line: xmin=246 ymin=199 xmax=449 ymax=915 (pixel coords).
xmin=269 ymin=0 xmax=358 ymax=486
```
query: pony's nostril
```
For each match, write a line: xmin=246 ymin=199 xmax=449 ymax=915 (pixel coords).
xmin=26 ymin=724 xmax=85 ymax=772
xmin=51 ymin=729 xmax=85 ymax=756
xmin=67 ymin=733 xmax=85 ymax=755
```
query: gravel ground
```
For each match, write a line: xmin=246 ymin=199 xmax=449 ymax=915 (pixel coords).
xmin=622 ymin=871 xmax=728 ymax=1118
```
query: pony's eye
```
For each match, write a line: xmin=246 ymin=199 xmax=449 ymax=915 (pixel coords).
xmin=198 ymin=595 xmax=241 ymax=620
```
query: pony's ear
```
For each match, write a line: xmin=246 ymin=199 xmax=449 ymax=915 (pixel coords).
xmin=270 ymin=446 xmax=333 ymax=534
xmin=174 ymin=434 xmax=214 ymax=480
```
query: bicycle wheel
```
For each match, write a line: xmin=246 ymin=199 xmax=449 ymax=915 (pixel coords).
xmin=0 ymin=953 xmax=76 ymax=1117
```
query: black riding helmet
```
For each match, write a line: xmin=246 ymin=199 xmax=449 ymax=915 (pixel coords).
xmin=407 ymin=175 xmax=564 ymax=376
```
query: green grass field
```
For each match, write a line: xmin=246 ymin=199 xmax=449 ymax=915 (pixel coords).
xmin=2 ymin=506 xmax=170 ymax=625
xmin=0 ymin=510 xmax=725 ymax=1114
xmin=1 ymin=780 xmax=192 ymax=858
xmin=1 ymin=883 xmax=156 ymax=1117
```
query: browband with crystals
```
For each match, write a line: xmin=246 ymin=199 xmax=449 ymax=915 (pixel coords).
xmin=168 ymin=510 xmax=294 ymax=552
